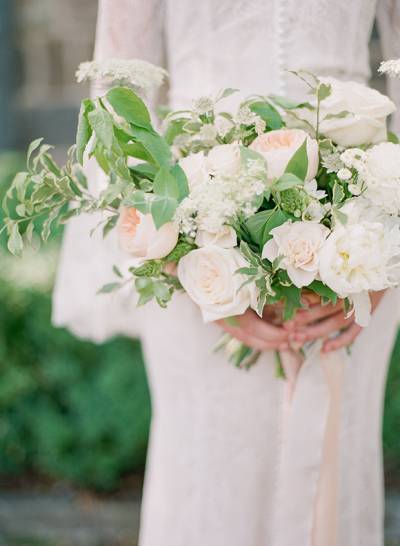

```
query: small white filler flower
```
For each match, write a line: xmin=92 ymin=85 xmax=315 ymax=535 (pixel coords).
xmin=76 ymin=58 xmax=168 ymax=91
xmin=378 ymin=59 xmax=400 ymax=78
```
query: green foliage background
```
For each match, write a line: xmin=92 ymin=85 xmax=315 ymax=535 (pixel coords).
xmin=0 ymin=153 xmax=399 ymax=490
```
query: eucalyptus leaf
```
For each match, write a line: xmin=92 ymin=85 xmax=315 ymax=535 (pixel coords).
xmin=107 ymin=87 xmax=153 ymax=130
xmin=88 ymin=108 xmax=114 ymax=150
xmin=130 ymin=126 xmax=171 ymax=167
xmin=151 ymin=195 xmax=177 ymax=229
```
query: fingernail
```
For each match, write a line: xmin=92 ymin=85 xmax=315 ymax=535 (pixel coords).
xmin=295 ymin=333 xmax=306 ymax=342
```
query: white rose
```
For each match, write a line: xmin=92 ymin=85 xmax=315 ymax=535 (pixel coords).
xmin=177 ymin=247 xmax=256 ymax=322
xmin=206 ymin=142 xmax=242 ymax=177
xmin=262 ymin=221 xmax=329 ymax=287
xmin=195 ymin=226 xmax=237 ymax=248
xmin=362 ymin=142 xmax=400 ymax=215
xmin=117 ymin=207 xmax=179 ymax=260
xmin=250 ymin=129 xmax=319 ymax=181
xmin=178 ymin=151 xmax=209 ymax=189
xmin=317 ymin=78 xmax=396 ymax=146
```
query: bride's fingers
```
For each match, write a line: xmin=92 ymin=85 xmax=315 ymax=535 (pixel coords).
xmin=292 ymin=311 xmax=353 ymax=343
xmin=322 ymin=323 xmax=362 ymax=353
xmin=284 ymin=301 xmax=343 ymax=329
xmin=240 ymin=310 xmax=289 ymax=343
xmin=218 ymin=320 xmax=288 ymax=352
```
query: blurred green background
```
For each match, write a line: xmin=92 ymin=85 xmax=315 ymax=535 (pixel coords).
xmin=0 ymin=0 xmax=398 ymax=497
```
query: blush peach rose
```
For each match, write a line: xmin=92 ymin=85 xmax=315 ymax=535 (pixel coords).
xmin=250 ymin=128 xmax=319 ymax=181
xmin=117 ymin=207 xmax=179 ymax=260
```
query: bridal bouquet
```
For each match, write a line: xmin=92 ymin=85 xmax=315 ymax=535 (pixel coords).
xmin=3 ymin=59 xmax=400 ymax=369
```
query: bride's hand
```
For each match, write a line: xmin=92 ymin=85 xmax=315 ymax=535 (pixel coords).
xmin=284 ymin=291 xmax=386 ymax=353
xmin=216 ymin=309 xmax=290 ymax=352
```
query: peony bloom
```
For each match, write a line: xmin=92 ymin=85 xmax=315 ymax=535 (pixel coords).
xmin=319 ymin=215 xmax=400 ymax=325
xmin=317 ymin=78 xmax=396 ymax=146
xmin=177 ymin=247 xmax=257 ymax=322
xmin=117 ymin=207 xmax=179 ymax=260
xmin=250 ymin=129 xmax=319 ymax=181
xmin=262 ymin=221 xmax=329 ymax=287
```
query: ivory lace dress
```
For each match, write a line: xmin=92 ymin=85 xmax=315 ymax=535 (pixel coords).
xmin=53 ymin=1 xmax=400 ymax=545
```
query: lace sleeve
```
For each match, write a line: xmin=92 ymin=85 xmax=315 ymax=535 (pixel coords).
xmin=52 ymin=0 xmax=165 ymax=342
xmin=377 ymin=0 xmax=400 ymax=132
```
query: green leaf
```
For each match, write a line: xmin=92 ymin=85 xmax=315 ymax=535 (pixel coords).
xmin=170 ymin=164 xmax=189 ymax=202
xmin=97 ymin=282 xmax=122 ymax=294
xmin=27 ymin=138 xmax=44 ymax=170
xmin=240 ymin=146 xmax=267 ymax=169
xmin=112 ymin=266 xmax=123 ymax=278
xmin=153 ymin=166 xmax=180 ymax=200
xmin=125 ymin=190 xmax=151 ymax=214
xmin=245 ymin=209 xmax=275 ymax=245
xmin=317 ymin=83 xmax=332 ymax=101
xmin=323 ymin=110 xmax=352 ymax=121
xmin=388 ymin=131 xmax=400 ymax=144
xmin=130 ymin=162 xmax=157 ymax=180
xmin=103 ymin=215 xmax=119 ymax=238
xmin=153 ymin=281 xmax=171 ymax=302
xmin=269 ymin=95 xmax=313 ymax=110
xmin=249 ymin=101 xmax=283 ymax=129
xmin=284 ymin=138 xmax=309 ymax=181
xmin=107 ymin=87 xmax=153 ymax=130
xmin=130 ymin=126 xmax=171 ymax=167
xmin=151 ymin=195 xmax=177 ymax=229
xmin=273 ymin=173 xmax=303 ymax=192
xmin=245 ymin=208 xmax=288 ymax=246
xmin=260 ymin=209 xmax=288 ymax=245
xmin=41 ymin=207 xmax=61 ymax=242
xmin=76 ymin=99 xmax=95 ymax=164
xmin=308 ymin=280 xmax=338 ymax=305
xmin=332 ymin=181 xmax=345 ymax=204
xmin=13 ymin=172 xmax=30 ymax=202
xmin=217 ymin=88 xmax=239 ymax=100
xmin=88 ymin=108 xmax=114 ymax=150
xmin=7 ymin=222 xmax=24 ymax=257
xmin=281 ymin=284 xmax=302 ymax=321
xmin=164 ymin=119 xmax=186 ymax=145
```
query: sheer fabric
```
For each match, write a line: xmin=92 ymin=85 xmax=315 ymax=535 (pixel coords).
xmin=53 ymin=1 xmax=400 ymax=545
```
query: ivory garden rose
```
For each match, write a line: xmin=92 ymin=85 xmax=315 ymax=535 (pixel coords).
xmin=195 ymin=225 xmax=237 ymax=248
xmin=317 ymin=77 xmax=396 ymax=146
xmin=206 ymin=142 xmax=242 ymax=177
xmin=178 ymin=151 xmax=209 ymax=189
xmin=117 ymin=207 xmax=179 ymax=260
xmin=262 ymin=221 xmax=329 ymax=288
xmin=177 ymin=247 xmax=256 ymax=322
xmin=250 ymin=129 xmax=319 ymax=181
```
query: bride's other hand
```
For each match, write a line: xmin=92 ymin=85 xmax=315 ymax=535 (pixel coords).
xmin=217 ymin=309 xmax=290 ymax=352
xmin=285 ymin=291 xmax=386 ymax=353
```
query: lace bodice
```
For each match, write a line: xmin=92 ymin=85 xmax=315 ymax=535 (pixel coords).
xmin=52 ymin=0 xmax=400 ymax=342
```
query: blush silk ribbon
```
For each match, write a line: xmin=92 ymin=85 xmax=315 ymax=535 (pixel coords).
xmin=273 ymin=342 xmax=347 ymax=546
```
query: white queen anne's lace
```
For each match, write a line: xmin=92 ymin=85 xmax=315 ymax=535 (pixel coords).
xmin=175 ymin=160 xmax=267 ymax=237
xmin=76 ymin=59 xmax=168 ymax=91
xmin=378 ymin=59 xmax=400 ymax=78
